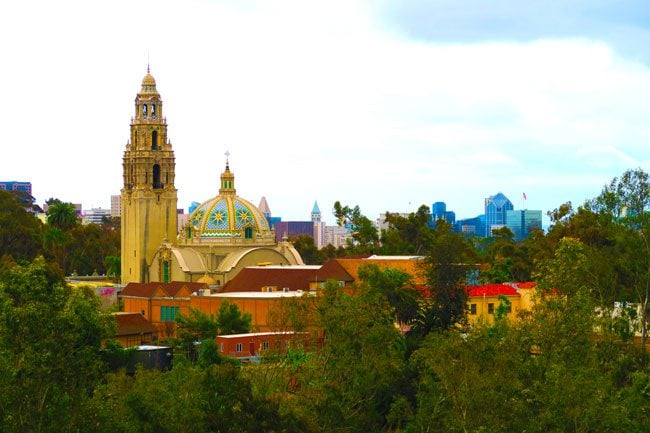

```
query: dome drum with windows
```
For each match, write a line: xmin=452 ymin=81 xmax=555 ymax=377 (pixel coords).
xmin=184 ymin=161 xmax=274 ymax=243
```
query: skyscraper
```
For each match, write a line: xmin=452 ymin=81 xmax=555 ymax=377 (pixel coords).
xmin=484 ymin=192 xmax=514 ymax=237
xmin=431 ymin=201 xmax=456 ymax=227
xmin=506 ymin=209 xmax=542 ymax=241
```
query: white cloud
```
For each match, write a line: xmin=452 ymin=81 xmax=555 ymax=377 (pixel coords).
xmin=1 ymin=1 xmax=649 ymax=224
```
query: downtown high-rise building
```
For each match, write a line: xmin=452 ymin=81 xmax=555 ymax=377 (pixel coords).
xmin=484 ymin=192 xmax=514 ymax=236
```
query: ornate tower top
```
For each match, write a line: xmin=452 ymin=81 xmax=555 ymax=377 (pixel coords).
xmin=219 ymin=152 xmax=236 ymax=195
xmin=134 ymin=68 xmax=163 ymax=123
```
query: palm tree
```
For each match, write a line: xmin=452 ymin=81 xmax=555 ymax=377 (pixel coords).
xmin=46 ymin=201 xmax=78 ymax=230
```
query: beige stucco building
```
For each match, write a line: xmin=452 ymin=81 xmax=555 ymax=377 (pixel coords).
xmin=121 ymin=70 xmax=303 ymax=286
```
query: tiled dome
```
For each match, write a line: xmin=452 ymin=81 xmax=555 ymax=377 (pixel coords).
xmin=189 ymin=195 xmax=270 ymax=238
xmin=188 ymin=161 xmax=271 ymax=239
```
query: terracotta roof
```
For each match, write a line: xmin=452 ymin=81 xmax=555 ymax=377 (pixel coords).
xmin=221 ymin=267 xmax=319 ymax=293
xmin=312 ymin=258 xmax=425 ymax=285
xmin=120 ymin=281 xmax=208 ymax=298
xmin=467 ymin=284 xmax=519 ymax=297
xmin=309 ymin=259 xmax=355 ymax=283
xmin=112 ymin=312 xmax=157 ymax=336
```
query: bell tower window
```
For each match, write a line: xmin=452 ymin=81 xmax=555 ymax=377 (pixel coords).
xmin=143 ymin=104 xmax=147 ymax=117
xmin=152 ymin=130 xmax=158 ymax=150
xmin=153 ymin=164 xmax=162 ymax=189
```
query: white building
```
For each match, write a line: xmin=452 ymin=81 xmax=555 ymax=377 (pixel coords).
xmin=111 ymin=195 xmax=121 ymax=217
xmin=83 ymin=207 xmax=111 ymax=225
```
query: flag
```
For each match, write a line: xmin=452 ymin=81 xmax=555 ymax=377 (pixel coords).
xmin=523 ymin=192 xmax=527 ymax=200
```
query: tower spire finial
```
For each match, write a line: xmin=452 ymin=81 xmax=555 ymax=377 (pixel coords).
xmin=225 ymin=150 xmax=230 ymax=170
xmin=146 ymin=49 xmax=150 ymax=74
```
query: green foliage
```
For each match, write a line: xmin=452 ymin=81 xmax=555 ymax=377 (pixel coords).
xmin=175 ymin=307 xmax=220 ymax=362
xmin=85 ymin=362 xmax=308 ymax=433
xmin=589 ymin=167 xmax=650 ymax=218
xmin=407 ymin=290 xmax=649 ymax=432
xmin=0 ymin=258 xmax=112 ymax=433
xmin=101 ymin=339 xmax=137 ymax=371
xmin=410 ymin=224 xmax=477 ymax=341
xmin=46 ymin=200 xmax=79 ymax=230
xmin=217 ymin=300 xmax=252 ymax=335
xmin=333 ymin=201 xmax=379 ymax=254
xmin=380 ymin=205 xmax=433 ymax=255
xmin=358 ymin=263 xmax=420 ymax=324
xmin=291 ymin=233 xmax=324 ymax=265
xmin=104 ymin=255 xmax=121 ymax=280
xmin=293 ymin=280 xmax=408 ymax=431
xmin=0 ymin=190 xmax=43 ymax=262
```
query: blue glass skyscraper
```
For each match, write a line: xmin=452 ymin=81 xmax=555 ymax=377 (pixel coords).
xmin=484 ymin=192 xmax=514 ymax=236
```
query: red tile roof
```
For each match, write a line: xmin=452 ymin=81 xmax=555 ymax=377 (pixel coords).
xmin=120 ymin=281 xmax=207 ymax=298
xmin=112 ymin=312 xmax=157 ymax=336
xmin=467 ymin=284 xmax=519 ymax=297
xmin=220 ymin=267 xmax=319 ymax=293
xmin=309 ymin=259 xmax=355 ymax=283
xmin=311 ymin=258 xmax=425 ymax=284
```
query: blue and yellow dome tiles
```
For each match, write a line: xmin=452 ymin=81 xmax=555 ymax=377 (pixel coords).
xmin=188 ymin=161 xmax=271 ymax=239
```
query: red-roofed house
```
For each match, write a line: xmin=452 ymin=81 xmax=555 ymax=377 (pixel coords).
xmin=467 ymin=283 xmax=527 ymax=324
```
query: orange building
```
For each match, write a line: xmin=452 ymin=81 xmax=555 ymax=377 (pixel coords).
xmin=119 ymin=281 xmax=312 ymax=338
xmin=308 ymin=256 xmax=426 ymax=293
xmin=119 ymin=259 xmax=538 ymax=337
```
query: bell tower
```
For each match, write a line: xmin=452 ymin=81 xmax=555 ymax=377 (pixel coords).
xmin=121 ymin=68 xmax=178 ymax=283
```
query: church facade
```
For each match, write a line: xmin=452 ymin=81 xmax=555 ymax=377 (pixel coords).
xmin=121 ymin=70 xmax=303 ymax=286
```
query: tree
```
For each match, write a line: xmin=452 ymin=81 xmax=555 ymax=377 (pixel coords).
xmin=357 ymin=263 xmax=420 ymax=324
xmin=479 ymin=226 xmax=517 ymax=283
xmin=409 ymin=223 xmax=478 ymax=341
xmin=85 ymin=362 xmax=309 ymax=433
xmin=590 ymin=168 xmax=650 ymax=217
xmin=42 ymin=226 xmax=70 ymax=272
xmin=175 ymin=307 xmax=220 ymax=362
xmin=333 ymin=201 xmax=378 ymax=254
xmin=104 ymin=255 xmax=121 ymax=281
xmin=216 ymin=300 xmax=252 ymax=335
xmin=0 ymin=190 xmax=43 ymax=262
xmin=0 ymin=258 xmax=113 ymax=433
xmin=380 ymin=205 xmax=433 ymax=255
xmin=293 ymin=280 xmax=408 ymax=431
xmin=291 ymin=234 xmax=324 ymax=265
xmin=46 ymin=200 xmax=78 ymax=231
xmin=587 ymin=168 xmax=650 ymax=350
xmin=407 ymin=290 xmax=649 ymax=432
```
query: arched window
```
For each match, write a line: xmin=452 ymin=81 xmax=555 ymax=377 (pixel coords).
xmin=152 ymin=131 xmax=158 ymax=150
xmin=143 ymin=104 xmax=147 ymax=116
xmin=151 ymin=104 xmax=156 ymax=117
xmin=153 ymin=164 xmax=162 ymax=189
xmin=244 ymin=227 xmax=253 ymax=239
xmin=162 ymin=261 xmax=170 ymax=283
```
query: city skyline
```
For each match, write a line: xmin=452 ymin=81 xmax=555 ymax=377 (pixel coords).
xmin=2 ymin=1 xmax=650 ymax=226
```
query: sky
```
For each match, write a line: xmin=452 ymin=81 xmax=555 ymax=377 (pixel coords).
xmin=2 ymin=0 xmax=650 ymax=227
